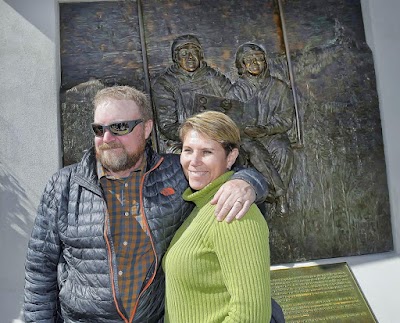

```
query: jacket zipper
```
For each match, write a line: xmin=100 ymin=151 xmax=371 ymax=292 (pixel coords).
xmin=104 ymin=211 xmax=129 ymax=322
xmin=129 ymin=156 xmax=164 ymax=322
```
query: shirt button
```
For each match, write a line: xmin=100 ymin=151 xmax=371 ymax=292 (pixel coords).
xmin=123 ymin=241 xmax=128 ymax=246
xmin=125 ymin=212 xmax=129 ymax=216
xmin=118 ymin=270 xmax=123 ymax=276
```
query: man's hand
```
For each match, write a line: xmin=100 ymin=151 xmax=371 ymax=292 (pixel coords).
xmin=210 ymin=179 xmax=256 ymax=223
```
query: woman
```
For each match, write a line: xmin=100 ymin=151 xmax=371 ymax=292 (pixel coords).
xmin=162 ymin=111 xmax=273 ymax=322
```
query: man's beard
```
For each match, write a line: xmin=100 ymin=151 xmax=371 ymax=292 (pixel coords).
xmin=96 ymin=141 xmax=145 ymax=173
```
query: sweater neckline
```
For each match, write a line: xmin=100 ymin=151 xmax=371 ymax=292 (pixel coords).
xmin=182 ymin=171 xmax=234 ymax=208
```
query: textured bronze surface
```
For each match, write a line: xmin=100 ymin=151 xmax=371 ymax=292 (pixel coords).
xmin=271 ymin=263 xmax=376 ymax=322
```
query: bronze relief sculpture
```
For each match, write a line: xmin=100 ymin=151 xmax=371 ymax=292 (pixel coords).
xmin=228 ymin=43 xmax=295 ymax=215
xmin=59 ymin=0 xmax=392 ymax=263
xmin=152 ymin=36 xmax=295 ymax=216
xmin=151 ymin=34 xmax=232 ymax=153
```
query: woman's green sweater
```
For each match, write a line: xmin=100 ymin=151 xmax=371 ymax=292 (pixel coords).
xmin=162 ymin=171 xmax=271 ymax=322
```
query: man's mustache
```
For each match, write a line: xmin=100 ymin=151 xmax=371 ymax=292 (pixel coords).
xmin=98 ymin=142 xmax=123 ymax=150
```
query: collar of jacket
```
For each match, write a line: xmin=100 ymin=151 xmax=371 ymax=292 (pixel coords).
xmin=71 ymin=142 xmax=162 ymax=195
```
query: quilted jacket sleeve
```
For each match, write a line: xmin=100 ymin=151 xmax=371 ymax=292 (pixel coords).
xmin=231 ymin=165 xmax=269 ymax=202
xmin=24 ymin=172 xmax=64 ymax=323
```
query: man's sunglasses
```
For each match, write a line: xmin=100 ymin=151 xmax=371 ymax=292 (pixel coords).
xmin=91 ymin=119 xmax=143 ymax=137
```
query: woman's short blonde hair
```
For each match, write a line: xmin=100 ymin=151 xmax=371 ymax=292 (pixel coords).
xmin=179 ymin=111 xmax=241 ymax=154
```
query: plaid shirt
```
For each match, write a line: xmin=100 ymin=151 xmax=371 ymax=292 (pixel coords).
xmin=98 ymin=158 xmax=153 ymax=317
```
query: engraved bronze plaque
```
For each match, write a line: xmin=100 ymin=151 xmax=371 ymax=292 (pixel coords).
xmin=192 ymin=93 xmax=253 ymax=125
xmin=193 ymin=93 xmax=240 ymax=114
xmin=271 ymin=263 xmax=377 ymax=322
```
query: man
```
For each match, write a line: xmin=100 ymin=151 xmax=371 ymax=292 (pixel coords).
xmin=228 ymin=42 xmax=295 ymax=215
xmin=23 ymin=85 xmax=268 ymax=322
xmin=152 ymin=34 xmax=232 ymax=152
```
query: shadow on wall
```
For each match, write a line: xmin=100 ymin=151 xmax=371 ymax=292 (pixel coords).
xmin=0 ymin=164 xmax=35 ymax=238
xmin=4 ymin=0 xmax=57 ymax=40
xmin=0 ymin=162 xmax=36 ymax=323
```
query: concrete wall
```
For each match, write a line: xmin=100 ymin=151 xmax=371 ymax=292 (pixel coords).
xmin=0 ymin=0 xmax=399 ymax=322
xmin=0 ymin=1 xmax=60 ymax=322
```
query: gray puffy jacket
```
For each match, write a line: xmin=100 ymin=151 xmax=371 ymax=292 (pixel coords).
xmin=24 ymin=144 xmax=267 ymax=322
